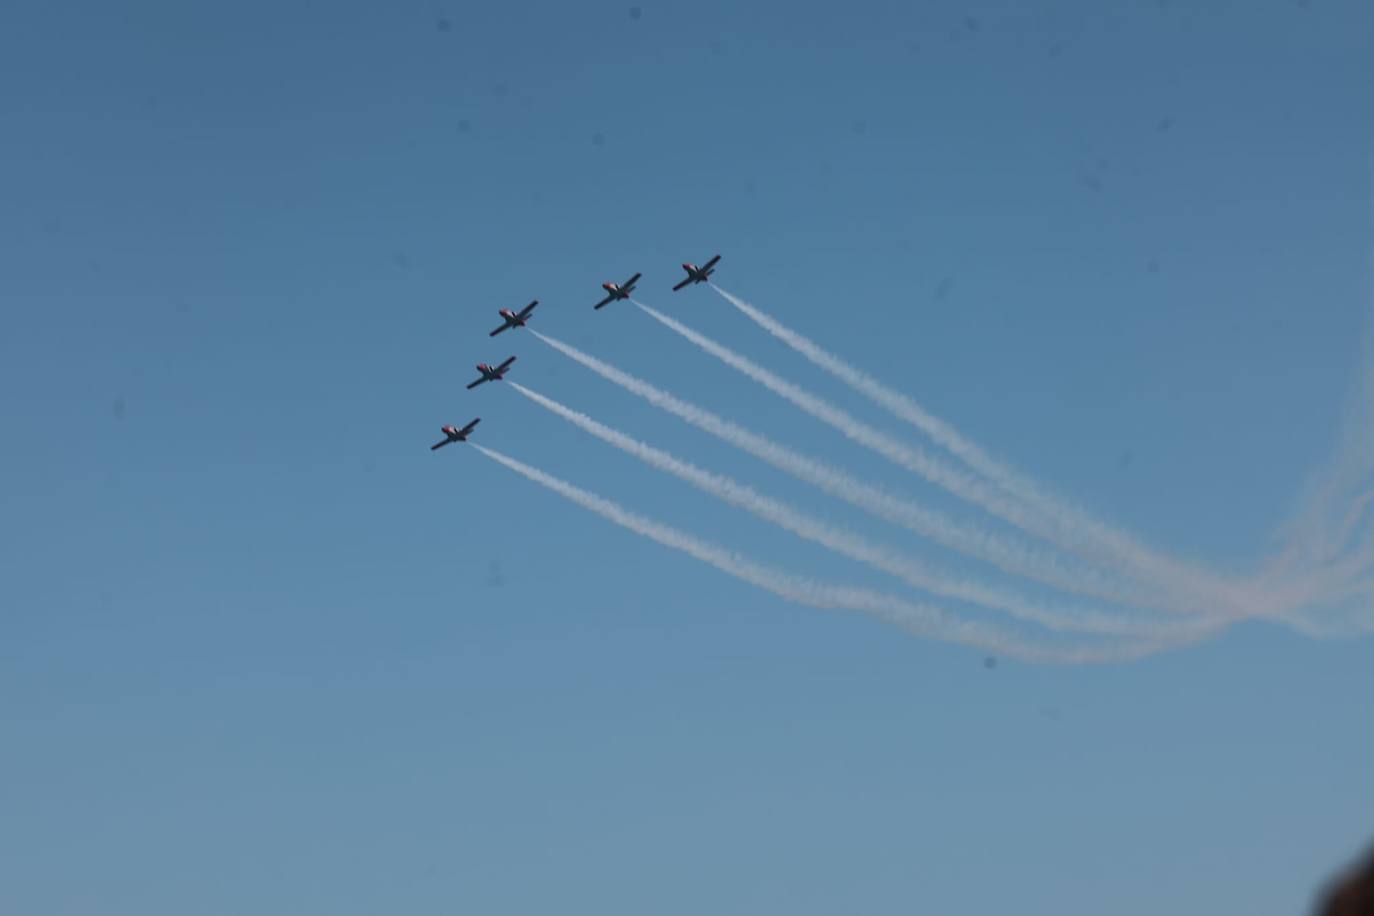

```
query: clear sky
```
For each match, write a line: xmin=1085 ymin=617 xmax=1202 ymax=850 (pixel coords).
xmin=2 ymin=1 xmax=1372 ymax=913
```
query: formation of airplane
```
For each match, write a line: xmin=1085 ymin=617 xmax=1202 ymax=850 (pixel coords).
xmin=431 ymin=418 xmax=481 ymax=450
xmin=673 ymin=255 xmax=721 ymax=291
xmin=489 ymin=300 xmax=538 ymax=337
xmin=467 ymin=356 xmax=516 ymax=390
xmin=593 ymin=273 xmax=641 ymax=310
xmin=437 ymin=257 xmax=722 ymax=450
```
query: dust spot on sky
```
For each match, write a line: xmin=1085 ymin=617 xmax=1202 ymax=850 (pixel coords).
xmin=436 ymin=18 xmax=452 ymax=33
xmin=983 ymin=656 xmax=997 ymax=670
xmin=1156 ymin=115 xmax=1174 ymax=132
xmin=391 ymin=252 xmax=411 ymax=270
xmin=113 ymin=397 xmax=126 ymax=419
xmin=933 ymin=277 xmax=954 ymax=300
xmin=743 ymin=177 xmax=757 ymax=195
xmin=1048 ymin=40 xmax=1065 ymax=58
xmin=591 ymin=132 xmax=606 ymax=147
xmin=458 ymin=119 xmax=471 ymax=133
xmin=709 ymin=40 xmax=726 ymax=57
xmin=629 ymin=5 xmax=642 ymax=20
xmin=491 ymin=82 xmax=510 ymax=99
xmin=1146 ymin=258 xmax=1160 ymax=274
xmin=1117 ymin=450 xmax=1135 ymax=470
xmin=963 ymin=16 xmax=981 ymax=32
xmin=486 ymin=560 xmax=506 ymax=587
xmin=852 ymin=120 xmax=867 ymax=135
xmin=1079 ymin=172 xmax=1103 ymax=193
xmin=362 ymin=459 xmax=377 ymax=474
xmin=1040 ymin=705 xmax=1063 ymax=722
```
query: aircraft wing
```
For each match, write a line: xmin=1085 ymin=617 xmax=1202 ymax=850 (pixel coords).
xmin=459 ymin=418 xmax=481 ymax=435
xmin=466 ymin=377 xmax=486 ymax=390
xmin=489 ymin=323 xmax=509 ymax=337
xmin=702 ymin=255 xmax=721 ymax=270
xmin=624 ymin=272 xmax=642 ymax=287
xmin=672 ymin=277 xmax=691 ymax=292
xmin=593 ymin=295 xmax=614 ymax=309
xmin=517 ymin=300 xmax=539 ymax=318
xmin=430 ymin=439 xmax=451 ymax=451
xmin=495 ymin=356 xmax=517 ymax=373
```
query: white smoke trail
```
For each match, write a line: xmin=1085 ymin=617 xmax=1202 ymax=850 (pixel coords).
xmin=634 ymin=300 xmax=1003 ymax=513
xmin=528 ymin=329 xmax=1178 ymax=613
xmin=1277 ymin=360 xmax=1374 ymax=572
xmin=509 ymin=380 xmax=1188 ymax=639
xmin=633 ymin=299 xmax=1254 ymax=615
xmin=709 ymin=285 xmax=1285 ymax=614
xmin=1248 ymin=552 xmax=1374 ymax=631
xmin=710 ymin=283 xmax=1089 ymax=516
xmin=1262 ymin=182 xmax=1374 ymax=620
xmin=1276 ymin=580 xmax=1374 ymax=637
xmin=710 ymin=285 xmax=1130 ymax=528
xmin=1330 ymin=491 xmax=1374 ymax=562
xmin=471 ymin=443 xmax=1173 ymax=663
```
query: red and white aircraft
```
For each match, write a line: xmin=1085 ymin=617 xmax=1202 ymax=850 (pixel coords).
xmin=593 ymin=273 xmax=641 ymax=310
xmin=467 ymin=356 xmax=516 ymax=390
xmin=489 ymin=300 xmax=538 ymax=337
xmin=672 ymin=255 xmax=721 ymax=291
xmin=430 ymin=418 xmax=480 ymax=450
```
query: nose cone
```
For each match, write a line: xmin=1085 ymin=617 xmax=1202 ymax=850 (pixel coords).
xmin=602 ymin=282 xmax=614 ymax=291
xmin=683 ymin=263 xmax=693 ymax=271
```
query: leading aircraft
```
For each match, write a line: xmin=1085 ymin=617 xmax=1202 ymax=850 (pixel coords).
xmin=672 ymin=255 xmax=721 ymax=291
xmin=466 ymin=356 xmax=516 ymax=390
xmin=430 ymin=418 xmax=481 ymax=450
xmin=593 ymin=273 xmax=641 ymax=310
xmin=489 ymin=300 xmax=538 ymax=337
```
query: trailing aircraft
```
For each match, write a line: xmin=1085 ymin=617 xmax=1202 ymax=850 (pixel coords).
xmin=466 ymin=356 xmax=516 ymax=390
xmin=430 ymin=418 xmax=481 ymax=450
xmin=672 ymin=255 xmax=721 ymax=291
xmin=593 ymin=273 xmax=641 ymax=310
xmin=490 ymin=301 xmax=538 ymax=337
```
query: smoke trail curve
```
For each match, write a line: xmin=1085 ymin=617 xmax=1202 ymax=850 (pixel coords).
xmin=509 ymin=381 xmax=1191 ymax=639
xmin=528 ymin=328 xmax=1185 ymax=613
xmin=703 ymin=286 xmax=1270 ymax=617
xmin=633 ymin=300 xmax=1258 ymax=615
xmin=471 ymin=442 xmax=1174 ymax=663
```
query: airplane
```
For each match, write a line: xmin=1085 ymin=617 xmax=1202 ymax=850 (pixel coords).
xmin=489 ymin=300 xmax=538 ymax=337
xmin=430 ymin=418 xmax=480 ymax=450
xmin=466 ymin=356 xmax=516 ymax=390
xmin=593 ymin=273 xmax=642 ymax=309
xmin=672 ymin=255 xmax=721 ymax=291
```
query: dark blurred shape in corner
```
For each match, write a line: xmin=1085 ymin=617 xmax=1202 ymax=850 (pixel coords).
xmin=1317 ymin=845 xmax=1374 ymax=916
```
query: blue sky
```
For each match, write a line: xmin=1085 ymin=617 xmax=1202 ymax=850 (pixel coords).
xmin=2 ymin=0 xmax=1372 ymax=913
